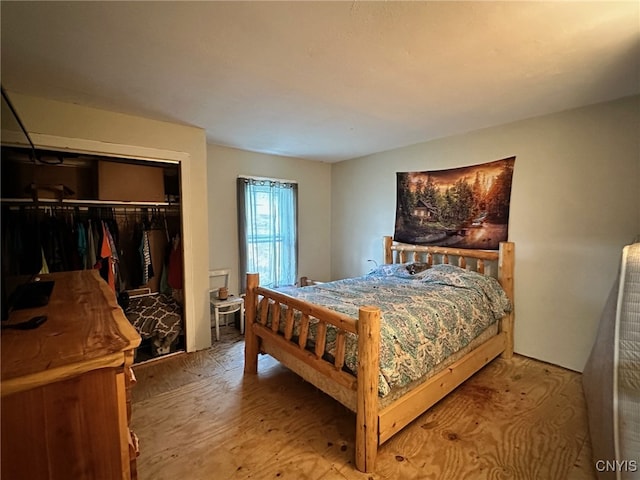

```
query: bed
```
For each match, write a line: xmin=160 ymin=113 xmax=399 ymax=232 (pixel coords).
xmin=244 ymin=235 xmax=515 ymax=472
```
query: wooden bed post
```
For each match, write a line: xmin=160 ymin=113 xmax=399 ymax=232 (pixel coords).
xmin=383 ymin=236 xmax=393 ymax=265
xmin=498 ymin=242 xmax=515 ymax=359
xmin=244 ymin=273 xmax=260 ymax=374
xmin=355 ymin=306 xmax=381 ymax=473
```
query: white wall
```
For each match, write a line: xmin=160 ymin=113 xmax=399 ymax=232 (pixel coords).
xmin=331 ymin=95 xmax=640 ymax=372
xmin=207 ymin=144 xmax=332 ymax=294
xmin=6 ymin=93 xmax=213 ymax=352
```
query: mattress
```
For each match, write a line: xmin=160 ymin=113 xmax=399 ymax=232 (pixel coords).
xmin=270 ymin=263 xmax=512 ymax=397
xmin=615 ymin=243 xmax=640 ymax=474
xmin=583 ymin=241 xmax=640 ymax=479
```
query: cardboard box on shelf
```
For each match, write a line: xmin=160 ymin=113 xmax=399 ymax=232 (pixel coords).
xmin=98 ymin=161 xmax=165 ymax=202
xmin=2 ymin=162 xmax=83 ymax=200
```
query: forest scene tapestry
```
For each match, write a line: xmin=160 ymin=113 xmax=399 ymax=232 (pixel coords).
xmin=394 ymin=157 xmax=515 ymax=250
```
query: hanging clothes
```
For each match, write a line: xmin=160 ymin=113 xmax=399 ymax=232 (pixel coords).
xmin=40 ymin=213 xmax=67 ymax=272
xmin=168 ymin=235 xmax=183 ymax=290
xmin=139 ymin=230 xmax=154 ymax=285
xmin=145 ymin=229 xmax=167 ymax=293
xmin=100 ymin=221 xmax=117 ymax=292
xmin=87 ymin=219 xmax=97 ymax=270
xmin=159 ymin=251 xmax=171 ymax=294
xmin=77 ymin=222 xmax=87 ymax=269
xmin=1 ymin=204 xmax=179 ymax=294
xmin=1 ymin=206 xmax=42 ymax=275
xmin=106 ymin=219 xmax=122 ymax=290
xmin=39 ymin=247 xmax=50 ymax=274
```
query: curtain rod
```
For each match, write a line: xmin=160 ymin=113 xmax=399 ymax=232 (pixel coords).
xmin=238 ymin=174 xmax=298 ymax=184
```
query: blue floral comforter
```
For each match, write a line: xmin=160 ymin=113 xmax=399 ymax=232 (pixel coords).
xmin=273 ymin=264 xmax=512 ymax=397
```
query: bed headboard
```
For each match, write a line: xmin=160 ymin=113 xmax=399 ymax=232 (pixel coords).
xmin=383 ymin=235 xmax=515 ymax=356
xmin=384 ymin=234 xmax=512 ymax=277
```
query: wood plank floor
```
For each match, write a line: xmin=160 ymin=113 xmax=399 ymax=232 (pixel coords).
xmin=131 ymin=328 xmax=598 ymax=479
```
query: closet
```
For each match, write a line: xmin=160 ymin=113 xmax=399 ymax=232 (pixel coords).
xmin=1 ymin=146 xmax=186 ymax=362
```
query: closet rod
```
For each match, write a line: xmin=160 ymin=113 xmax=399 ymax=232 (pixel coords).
xmin=0 ymin=197 xmax=179 ymax=208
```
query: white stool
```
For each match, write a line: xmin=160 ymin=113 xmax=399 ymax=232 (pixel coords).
xmin=209 ymin=269 xmax=244 ymax=341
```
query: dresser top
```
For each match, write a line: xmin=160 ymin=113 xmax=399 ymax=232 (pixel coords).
xmin=1 ymin=270 xmax=141 ymax=394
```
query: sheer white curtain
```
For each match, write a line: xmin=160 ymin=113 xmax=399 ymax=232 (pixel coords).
xmin=237 ymin=177 xmax=297 ymax=290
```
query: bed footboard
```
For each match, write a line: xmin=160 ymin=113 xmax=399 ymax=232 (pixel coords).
xmin=243 ymin=273 xmax=381 ymax=472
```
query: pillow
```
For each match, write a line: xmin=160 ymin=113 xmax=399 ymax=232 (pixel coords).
xmin=419 ymin=263 xmax=477 ymax=286
xmin=421 ymin=264 xmax=512 ymax=316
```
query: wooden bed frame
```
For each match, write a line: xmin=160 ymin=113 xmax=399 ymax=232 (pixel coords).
xmin=244 ymin=235 xmax=515 ymax=472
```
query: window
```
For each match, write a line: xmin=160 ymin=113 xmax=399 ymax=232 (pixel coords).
xmin=237 ymin=177 xmax=297 ymax=290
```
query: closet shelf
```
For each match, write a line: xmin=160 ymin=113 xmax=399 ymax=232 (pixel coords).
xmin=1 ymin=197 xmax=179 ymax=207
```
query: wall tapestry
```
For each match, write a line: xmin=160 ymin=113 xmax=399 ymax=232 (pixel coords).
xmin=394 ymin=156 xmax=515 ymax=250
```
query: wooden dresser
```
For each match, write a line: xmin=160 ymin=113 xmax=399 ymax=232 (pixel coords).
xmin=1 ymin=270 xmax=141 ymax=480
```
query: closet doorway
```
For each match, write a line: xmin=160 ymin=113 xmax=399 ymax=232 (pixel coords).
xmin=1 ymin=145 xmax=187 ymax=363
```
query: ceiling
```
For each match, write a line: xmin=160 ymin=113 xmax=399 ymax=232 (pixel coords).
xmin=1 ymin=1 xmax=638 ymax=162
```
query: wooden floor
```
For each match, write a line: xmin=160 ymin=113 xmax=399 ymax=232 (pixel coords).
xmin=131 ymin=327 xmax=597 ymax=479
